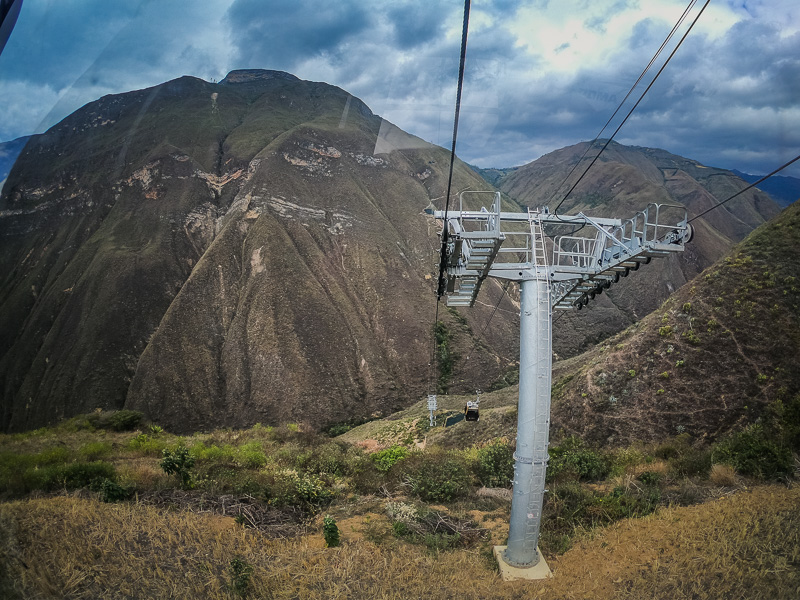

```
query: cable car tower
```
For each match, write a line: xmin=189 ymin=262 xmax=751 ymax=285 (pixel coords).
xmin=431 ymin=191 xmax=692 ymax=580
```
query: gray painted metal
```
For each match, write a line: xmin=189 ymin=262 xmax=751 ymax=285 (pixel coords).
xmin=504 ymin=215 xmax=552 ymax=567
xmin=431 ymin=196 xmax=691 ymax=568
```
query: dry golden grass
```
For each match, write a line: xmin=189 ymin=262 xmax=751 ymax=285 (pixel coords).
xmin=709 ymin=463 xmax=739 ymax=487
xmin=1 ymin=485 xmax=798 ymax=599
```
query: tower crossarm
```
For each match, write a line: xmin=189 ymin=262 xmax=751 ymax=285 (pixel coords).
xmin=549 ymin=203 xmax=692 ymax=310
xmin=430 ymin=198 xmax=692 ymax=311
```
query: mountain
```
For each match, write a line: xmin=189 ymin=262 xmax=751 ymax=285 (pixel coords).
xmin=465 ymin=164 xmax=518 ymax=187
xmin=491 ymin=141 xmax=781 ymax=358
xmin=731 ymin=169 xmax=800 ymax=208
xmin=0 ymin=135 xmax=30 ymax=192
xmin=550 ymin=199 xmax=800 ymax=445
xmin=0 ymin=69 xmax=520 ymax=433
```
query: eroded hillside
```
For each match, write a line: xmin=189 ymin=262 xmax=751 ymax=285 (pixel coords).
xmin=0 ymin=70 xmax=520 ymax=432
xmin=495 ymin=141 xmax=781 ymax=357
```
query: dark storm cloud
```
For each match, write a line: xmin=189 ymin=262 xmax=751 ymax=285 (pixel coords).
xmin=387 ymin=1 xmax=448 ymax=49
xmin=226 ymin=0 xmax=372 ymax=69
xmin=1 ymin=0 xmax=144 ymax=88
xmin=0 ymin=1 xmax=798 ymax=178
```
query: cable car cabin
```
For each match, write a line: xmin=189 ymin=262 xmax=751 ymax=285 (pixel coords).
xmin=464 ymin=401 xmax=479 ymax=422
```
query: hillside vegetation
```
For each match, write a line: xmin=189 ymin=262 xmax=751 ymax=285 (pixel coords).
xmin=0 ymin=410 xmax=797 ymax=599
xmin=551 ymin=199 xmax=800 ymax=446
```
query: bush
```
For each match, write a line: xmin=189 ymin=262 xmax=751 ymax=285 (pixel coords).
xmin=547 ymin=437 xmax=610 ymax=482
xmin=79 ymin=441 xmax=112 ymax=461
xmin=300 ymin=441 xmax=353 ymax=476
xmin=128 ymin=433 xmax=166 ymax=456
xmin=265 ymin=470 xmax=334 ymax=509
xmin=322 ymin=515 xmax=341 ymax=547
xmin=372 ymin=445 xmax=409 ymax=472
xmin=99 ymin=478 xmax=132 ymax=502
xmin=669 ymin=446 xmax=712 ymax=478
xmin=637 ymin=471 xmax=661 ymax=486
xmin=711 ymin=425 xmax=792 ymax=479
xmin=294 ymin=472 xmax=334 ymax=507
xmin=160 ymin=445 xmax=195 ymax=488
xmin=236 ymin=442 xmax=267 ymax=469
xmin=107 ymin=410 xmax=144 ymax=431
xmin=404 ymin=453 xmax=472 ymax=502
xmin=475 ymin=439 xmax=515 ymax=488
xmin=24 ymin=461 xmax=117 ymax=492
xmin=228 ymin=557 xmax=253 ymax=597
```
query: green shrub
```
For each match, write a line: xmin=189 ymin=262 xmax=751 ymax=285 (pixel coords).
xmin=33 ymin=446 xmax=71 ymax=465
xmin=711 ymin=425 xmax=792 ymax=479
xmin=306 ymin=442 xmax=351 ymax=476
xmin=99 ymin=478 xmax=132 ymax=503
xmin=128 ymin=433 xmax=166 ymax=456
xmin=546 ymin=481 xmax=660 ymax=533
xmin=160 ymin=445 xmax=195 ymax=489
xmin=547 ymin=437 xmax=610 ymax=482
xmin=228 ymin=557 xmax=254 ymax=597
xmin=107 ymin=410 xmax=144 ymax=431
xmin=637 ymin=471 xmax=662 ymax=486
xmin=266 ymin=470 xmax=334 ymax=509
xmin=372 ymin=445 xmax=409 ymax=472
xmin=294 ymin=472 xmax=333 ymax=507
xmin=47 ymin=461 xmax=117 ymax=491
xmin=236 ymin=441 xmax=267 ymax=469
xmin=325 ymin=423 xmax=353 ymax=437
xmin=475 ymin=439 xmax=515 ymax=488
xmin=669 ymin=446 xmax=712 ymax=478
xmin=322 ymin=515 xmax=341 ymax=547
xmin=405 ymin=453 xmax=471 ymax=502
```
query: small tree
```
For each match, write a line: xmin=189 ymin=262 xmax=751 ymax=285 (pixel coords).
xmin=160 ymin=444 xmax=194 ymax=488
xmin=322 ymin=515 xmax=341 ymax=547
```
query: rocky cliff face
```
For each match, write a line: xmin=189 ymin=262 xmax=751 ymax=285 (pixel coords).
xmin=494 ymin=141 xmax=781 ymax=358
xmin=0 ymin=70 xmax=519 ymax=432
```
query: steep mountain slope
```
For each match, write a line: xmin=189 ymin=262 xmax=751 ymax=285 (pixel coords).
xmin=551 ymin=199 xmax=800 ymax=446
xmin=494 ymin=141 xmax=781 ymax=358
xmin=0 ymin=70 xmax=519 ymax=432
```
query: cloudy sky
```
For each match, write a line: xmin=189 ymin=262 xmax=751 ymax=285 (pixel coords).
xmin=1 ymin=0 xmax=798 ymax=175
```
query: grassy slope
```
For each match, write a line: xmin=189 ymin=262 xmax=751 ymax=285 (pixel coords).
xmin=551 ymin=200 xmax=800 ymax=446
xmin=1 ymin=485 xmax=797 ymax=599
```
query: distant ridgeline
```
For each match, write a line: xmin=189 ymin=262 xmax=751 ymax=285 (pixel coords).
xmin=731 ymin=169 xmax=800 ymax=208
xmin=481 ymin=141 xmax=781 ymax=358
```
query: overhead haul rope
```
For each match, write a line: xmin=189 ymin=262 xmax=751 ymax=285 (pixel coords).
xmin=440 ymin=1 xmax=704 ymax=385
xmin=546 ymin=0 xmax=698 ymax=216
xmin=429 ymin=0 xmax=472 ymax=395
xmin=552 ymin=0 xmax=710 ymax=217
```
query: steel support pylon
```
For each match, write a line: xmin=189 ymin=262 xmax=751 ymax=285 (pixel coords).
xmin=431 ymin=197 xmax=690 ymax=580
xmin=503 ymin=277 xmax=552 ymax=567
